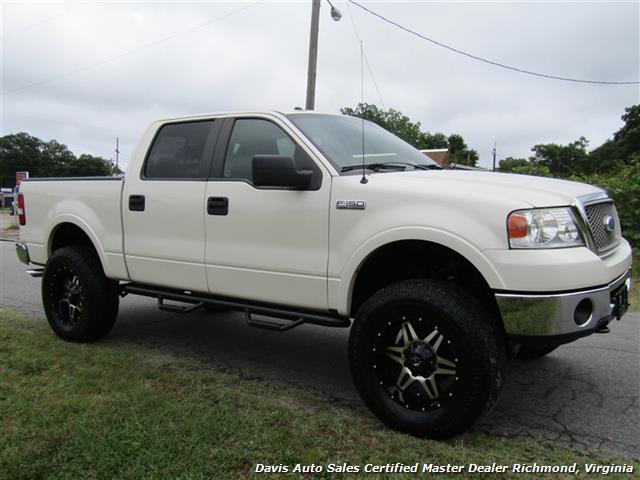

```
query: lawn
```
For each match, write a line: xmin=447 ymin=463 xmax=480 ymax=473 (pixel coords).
xmin=1 ymin=309 xmax=636 ymax=480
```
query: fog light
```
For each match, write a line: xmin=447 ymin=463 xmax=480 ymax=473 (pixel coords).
xmin=574 ymin=299 xmax=593 ymax=325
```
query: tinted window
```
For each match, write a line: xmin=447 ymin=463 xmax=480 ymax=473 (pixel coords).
xmin=145 ymin=121 xmax=215 ymax=179
xmin=223 ymin=119 xmax=318 ymax=184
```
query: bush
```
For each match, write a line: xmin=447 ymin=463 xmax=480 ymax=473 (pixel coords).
xmin=572 ymin=158 xmax=640 ymax=275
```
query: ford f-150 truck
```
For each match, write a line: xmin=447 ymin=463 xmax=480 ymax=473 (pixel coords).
xmin=16 ymin=111 xmax=632 ymax=438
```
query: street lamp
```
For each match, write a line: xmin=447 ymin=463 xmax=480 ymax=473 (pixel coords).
xmin=305 ymin=0 xmax=342 ymax=110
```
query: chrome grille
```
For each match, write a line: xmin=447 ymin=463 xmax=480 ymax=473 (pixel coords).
xmin=584 ymin=201 xmax=620 ymax=252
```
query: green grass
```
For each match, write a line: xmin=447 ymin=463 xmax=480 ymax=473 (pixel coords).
xmin=0 ymin=309 xmax=636 ymax=480
xmin=630 ymin=253 xmax=639 ymax=312
xmin=630 ymin=278 xmax=639 ymax=313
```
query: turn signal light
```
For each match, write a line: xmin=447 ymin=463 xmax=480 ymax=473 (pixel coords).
xmin=507 ymin=214 xmax=528 ymax=238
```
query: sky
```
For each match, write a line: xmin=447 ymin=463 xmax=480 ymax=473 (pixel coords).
xmin=1 ymin=0 xmax=639 ymax=173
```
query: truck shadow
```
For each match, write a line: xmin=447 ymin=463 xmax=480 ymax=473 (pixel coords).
xmin=110 ymin=298 xmax=640 ymax=459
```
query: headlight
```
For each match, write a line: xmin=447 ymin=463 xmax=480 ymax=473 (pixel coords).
xmin=508 ymin=208 xmax=585 ymax=249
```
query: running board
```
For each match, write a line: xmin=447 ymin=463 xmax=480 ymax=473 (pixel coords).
xmin=27 ymin=268 xmax=44 ymax=278
xmin=122 ymin=283 xmax=351 ymax=329
xmin=157 ymin=296 xmax=203 ymax=314
xmin=244 ymin=311 xmax=305 ymax=332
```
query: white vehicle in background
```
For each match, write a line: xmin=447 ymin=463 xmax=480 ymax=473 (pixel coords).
xmin=16 ymin=111 xmax=632 ymax=438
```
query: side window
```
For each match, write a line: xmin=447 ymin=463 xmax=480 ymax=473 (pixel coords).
xmin=223 ymin=119 xmax=319 ymax=186
xmin=145 ymin=121 xmax=215 ymax=179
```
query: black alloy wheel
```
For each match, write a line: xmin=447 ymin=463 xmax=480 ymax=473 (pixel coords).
xmin=349 ymin=279 xmax=506 ymax=439
xmin=42 ymin=246 xmax=119 ymax=342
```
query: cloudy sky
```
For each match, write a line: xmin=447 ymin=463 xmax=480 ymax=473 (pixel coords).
xmin=1 ymin=0 xmax=638 ymax=171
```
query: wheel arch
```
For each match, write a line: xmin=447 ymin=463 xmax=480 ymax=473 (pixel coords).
xmin=337 ymin=228 xmax=505 ymax=320
xmin=47 ymin=218 xmax=107 ymax=273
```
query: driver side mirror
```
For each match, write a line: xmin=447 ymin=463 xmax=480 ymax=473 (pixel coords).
xmin=252 ymin=155 xmax=313 ymax=190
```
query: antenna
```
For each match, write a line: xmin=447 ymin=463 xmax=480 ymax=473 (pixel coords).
xmin=359 ymin=40 xmax=368 ymax=184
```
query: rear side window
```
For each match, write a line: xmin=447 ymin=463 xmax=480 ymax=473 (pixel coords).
xmin=144 ymin=121 xmax=216 ymax=179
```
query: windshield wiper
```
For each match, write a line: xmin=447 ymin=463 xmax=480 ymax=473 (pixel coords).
xmin=341 ymin=163 xmax=407 ymax=172
xmin=341 ymin=162 xmax=442 ymax=172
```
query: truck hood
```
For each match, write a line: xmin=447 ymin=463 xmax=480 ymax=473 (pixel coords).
xmin=379 ymin=170 xmax=603 ymax=207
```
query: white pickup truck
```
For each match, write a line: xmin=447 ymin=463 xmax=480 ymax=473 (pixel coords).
xmin=16 ymin=111 xmax=632 ymax=438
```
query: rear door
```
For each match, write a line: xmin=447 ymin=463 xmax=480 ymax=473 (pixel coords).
xmin=123 ymin=119 xmax=221 ymax=292
xmin=203 ymin=115 xmax=331 ymax=310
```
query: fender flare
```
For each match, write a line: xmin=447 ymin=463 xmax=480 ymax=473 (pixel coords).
xmin=46 ymin=214 xmax=108 ymax=273
xmin=333 ymin=226 xmax=506 ymax=315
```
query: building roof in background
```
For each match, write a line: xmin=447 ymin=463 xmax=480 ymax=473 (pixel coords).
xmin=421 ymin=149 xmax=450 ymax=166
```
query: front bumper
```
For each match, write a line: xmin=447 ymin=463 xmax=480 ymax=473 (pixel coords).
xmin=496 ymin=268 xmax=632 ymax=340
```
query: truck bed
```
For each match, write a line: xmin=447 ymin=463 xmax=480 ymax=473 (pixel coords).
xmin=18 ymin=177 xmax=129 ymax=280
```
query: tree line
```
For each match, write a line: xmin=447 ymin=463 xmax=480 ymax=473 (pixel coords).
xmin=0 ymin=132 xmax=120 ymax=187
xmin=498 ymin=106 xmax=639 ymax=177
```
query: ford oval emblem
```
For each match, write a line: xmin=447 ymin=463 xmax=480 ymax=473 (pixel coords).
xmin=603 ymin=215 xmax=615 ymax=232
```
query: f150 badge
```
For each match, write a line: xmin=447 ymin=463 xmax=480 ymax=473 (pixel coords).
xmin=336 ymin=200 xmax=366 ymax=210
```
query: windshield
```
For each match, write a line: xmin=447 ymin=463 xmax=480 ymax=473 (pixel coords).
xmin=287 ymin=114 xmax=439 ymax=173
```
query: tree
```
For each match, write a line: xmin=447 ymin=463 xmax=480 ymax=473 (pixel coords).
xmin=447 ymin=134 xmax=478 ymax=167
xmin=341 ymin=103 xmax=479 ymax=166
xmin=529 ymin=137 xmax=590 ymax=176
xmin=341 ymin=103 xmax=423 ymax=146
xmin=420 ymin=132 xmax=448 ymax=149
xmin=0 ymin=133 xmax=44 ymax=186
xmin=0 ymin=132 xmax=116 ymax=187
xmin=498 ymin=157 xmax=529 ymax=171
xmin=68 ymin=154 xmax=115 ymax=177
xmin=589 ymin=104 xmax=640 ymax=173
xmin=498 ymin=157 xmax=552 ymax=177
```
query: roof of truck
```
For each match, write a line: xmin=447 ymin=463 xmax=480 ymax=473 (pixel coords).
xmin=154 ymin=110 xmax=338 ymax=123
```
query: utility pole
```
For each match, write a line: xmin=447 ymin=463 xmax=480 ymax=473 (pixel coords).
xmin=305 ymin=0 xmax=321 ymax=110
xmin=305 ymin=0 xmax=341 ymax=110
xmin=492 ymin=142 xmax=497 ymax=171
xmin=115 ymin=137 xmax=120 ymax=169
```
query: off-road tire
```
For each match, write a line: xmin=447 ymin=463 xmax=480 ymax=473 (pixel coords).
xmin=515 ymin=344 xmax=558 ymax=360
xmin=42 ymin=246 xmax=119 ymax=342
xmin=349 ymin=279 xmax=506 ymax=439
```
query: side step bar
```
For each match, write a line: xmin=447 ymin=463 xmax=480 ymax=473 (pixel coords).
xmin=27 ymin=268 xmax=44 ymax=278
xmin=122 ymin=283 xmax=351 ymax=329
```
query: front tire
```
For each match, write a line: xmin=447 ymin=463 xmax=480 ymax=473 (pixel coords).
xmin=349 ymin=280 xmax=506 ymax=439
xmin=42 ymin=246 xmax=119 ymax=342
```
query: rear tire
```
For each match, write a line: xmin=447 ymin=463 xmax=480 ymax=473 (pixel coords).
xmin=349 ymin=280 xmax=506 ymax=439
xmin=42 ymin=246 xmax=119 ymax=342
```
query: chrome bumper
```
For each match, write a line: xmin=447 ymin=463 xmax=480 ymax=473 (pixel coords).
xmin=16 ymin=241 xmax=30 ymax=265
xmin=496 ymin=269 xmax=632 ymax=337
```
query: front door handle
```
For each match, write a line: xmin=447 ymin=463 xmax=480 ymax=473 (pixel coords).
xmin=129 ymin=195 xmax=145 ymax=212
xmin=207 ymin=196 xmax=228 ymax=215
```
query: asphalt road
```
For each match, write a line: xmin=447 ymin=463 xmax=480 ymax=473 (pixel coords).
xmin=1 ymin=241 xmax=638 ymax=459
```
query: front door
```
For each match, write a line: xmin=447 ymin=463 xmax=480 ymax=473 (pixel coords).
xmin=204 ymin=116 xmax=331 ymax=310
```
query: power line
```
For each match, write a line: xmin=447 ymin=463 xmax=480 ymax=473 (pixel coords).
xmin=3 ymin=112 xmax=138 ymax=134
xmin=1 ymin=3 xmax=87 ymax=40
xmin=1 ymin=1 xmax=265 ymax=96
xmin=347 ymin=0 xmax=639 ymax=86
xmin=345 ymin=1 xmax=385 ymax=109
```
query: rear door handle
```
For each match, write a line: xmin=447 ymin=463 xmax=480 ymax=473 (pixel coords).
xmin=207 ymin=196 xmax=228 ymax=215
xmin=129 ymin=195 xmax=145 ymax=212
